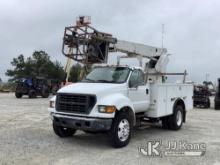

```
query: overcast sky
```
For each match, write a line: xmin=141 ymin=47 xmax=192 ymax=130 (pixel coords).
xmin=0 ymin=0 xmax=219 ymax=83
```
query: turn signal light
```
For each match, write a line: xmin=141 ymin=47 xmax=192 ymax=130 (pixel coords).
xmin=98 ymin=105 xmax=116 ymax=113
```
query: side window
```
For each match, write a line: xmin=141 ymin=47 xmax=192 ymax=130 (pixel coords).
xmin=129 ymin=69 xmax=144 ymax=88
xmin=138 ymin=70 xmax=144 ymax=84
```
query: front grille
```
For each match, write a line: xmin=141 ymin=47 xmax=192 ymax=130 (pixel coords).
xmin=56 ymin=93 xmax=96 ymax=114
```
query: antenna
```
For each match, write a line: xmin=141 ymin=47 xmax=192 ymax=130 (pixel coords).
xmin=161 ymin=24 xmax=165 ymax=49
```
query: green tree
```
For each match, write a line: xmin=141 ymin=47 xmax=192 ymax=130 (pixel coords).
xmin=203 ymin=81 xmax=213 ymax=86
xmin=6 ymin=50 xmax=65 ymax=81
xmin=68 ymin=63 xmax=82 ymax=82
xmin=6 ymin=54 xmax=26 ymax=79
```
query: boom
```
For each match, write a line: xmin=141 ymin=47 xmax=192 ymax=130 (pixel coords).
xmin=110 ymin=40 xmax=167 ymax=60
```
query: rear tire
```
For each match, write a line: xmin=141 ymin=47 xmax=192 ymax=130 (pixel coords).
xmin=168 ymin=105 xmax=183 ymax=130
xmin=109 ymin=111 xmax=132 ymax=148
xmin=205 ymin=98 xmax=210 ymax=108
xmin=41 ymin=88 xmax=49 ymax=98
xmin=15 ymin=92 xmax=22 ymax=98
xmin=53 ymin=122 xmax=76 ymax=137
xmin=215 ymin=100 xmax=220 ymax=110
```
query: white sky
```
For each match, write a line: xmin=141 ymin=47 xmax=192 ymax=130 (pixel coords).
xmin=0 ymin=0 xmax=220 ymax=83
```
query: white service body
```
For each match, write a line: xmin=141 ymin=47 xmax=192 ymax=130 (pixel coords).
xmin=147 ymin=83 xmax=193 ymax=118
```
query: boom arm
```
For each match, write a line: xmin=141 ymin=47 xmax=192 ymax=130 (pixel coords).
xmin=110 ymin=40 xmax=167 ymax=60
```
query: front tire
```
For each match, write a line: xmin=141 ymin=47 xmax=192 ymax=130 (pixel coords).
xmin=109 ymin=112 xmax=132 ymax=148
xmin=15 ymin=92 xmax=22 ymax=98
xmin=53 ymin=122 xmax=77 ymax=137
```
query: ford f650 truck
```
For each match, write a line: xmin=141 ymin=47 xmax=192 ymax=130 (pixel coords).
xmin=48 ymin=18 xmax=193 ymax=148
xmin=48 ymin=64 xmax=193 ymax=148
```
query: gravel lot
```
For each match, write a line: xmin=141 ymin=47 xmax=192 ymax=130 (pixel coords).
xmin=0 ymin=93 xmax=220 ymax=165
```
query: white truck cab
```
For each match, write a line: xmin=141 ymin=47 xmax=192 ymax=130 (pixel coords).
xmin=49 ymin=64 xmax=193 ymax=148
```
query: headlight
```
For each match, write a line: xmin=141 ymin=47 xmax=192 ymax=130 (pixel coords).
xmin=98 ymin=105 xmax=116 ymax=113
xmin=49 ymin=101 xmax=55 ymax=108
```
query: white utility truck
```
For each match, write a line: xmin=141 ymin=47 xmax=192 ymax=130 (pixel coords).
xmin=48 ymin=17 xmax=193 ymax=148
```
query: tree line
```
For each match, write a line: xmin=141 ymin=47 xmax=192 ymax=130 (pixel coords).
xmin=5 ymin=50 xmax=82 ymax=83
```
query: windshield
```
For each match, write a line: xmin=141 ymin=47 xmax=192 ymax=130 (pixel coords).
xmin=82 ymin=67 xmax=130 ymax=83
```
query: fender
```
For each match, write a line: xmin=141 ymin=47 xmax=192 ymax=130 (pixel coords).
xmin=173 ymin=98 xmax=186 ymax=111
xmin=98 ymin=93 xmax=136 ymax=125
xmin=98 ymin=93 xmax=135 ymax=112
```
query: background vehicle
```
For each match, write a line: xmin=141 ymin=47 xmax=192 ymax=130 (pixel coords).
xmin=48 ymin=17 xmax=193 ymax=148
xmin=214 ymin=78 xmax=220 ymax=110
xmin=15 ymin=77 xmax=50 ymax=98
xmin=193 ymin=85 xmax=210 ymax=108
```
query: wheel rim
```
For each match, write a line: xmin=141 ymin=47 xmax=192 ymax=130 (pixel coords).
xmin=176 ymin=110 xmax=182 ymax=126
xmin=118 ymin=119 xmax=130 ymax=142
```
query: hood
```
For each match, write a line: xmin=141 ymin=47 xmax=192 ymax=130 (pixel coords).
xmin=58 ymin=82 xmax=127 ymax=95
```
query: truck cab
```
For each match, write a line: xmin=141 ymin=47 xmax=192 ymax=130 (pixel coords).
xmin=49 ymin=65 xmax=193 ymax=148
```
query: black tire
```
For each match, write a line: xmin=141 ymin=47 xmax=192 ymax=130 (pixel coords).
xmin=41 ymin=88 xmax=49 ymax=98
xmin=28 ymin=90 xmax=36 ymax=98
xmin=53 ymin=122 xmax=77 ymax=137
xmin=168 ymin=105 xmax=183 ymax=130
xmin=215 ymin=101 xmax=220 ymax=110
xmin=15 ymin=92 xmax=22 ymax=98
xmin=193 ymin=103 xmax=196 ymax=108
xmin=205 ymin=98 xmax=210 ymax=108
xmin=109 ymin=111 xmax=132 ymax=148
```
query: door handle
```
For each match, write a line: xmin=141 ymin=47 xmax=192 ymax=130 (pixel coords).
xmin=146 ymin=89 xmax=149 ymax=94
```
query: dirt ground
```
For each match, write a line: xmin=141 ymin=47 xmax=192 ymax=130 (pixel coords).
xmin=0 ymin=93 xmax=220 ymax=165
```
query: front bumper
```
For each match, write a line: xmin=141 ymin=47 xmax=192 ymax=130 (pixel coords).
xmin=51 ymin=113 xmax=112 ymax=132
